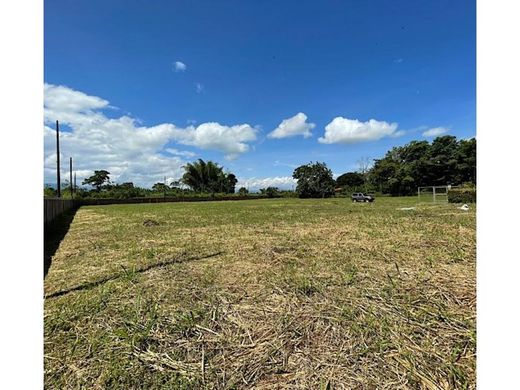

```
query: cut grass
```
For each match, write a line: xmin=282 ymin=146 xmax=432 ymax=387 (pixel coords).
xmin=44 ymin=197 xmax=475 ymax=389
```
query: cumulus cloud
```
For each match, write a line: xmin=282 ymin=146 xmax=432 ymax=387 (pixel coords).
xmin=236 ymin=176 xmax=296 ymax=191
xmin=44 ymin=83 xmax=257 ymax=186
xmin=267 ymin=112 xmax=315 ymax=139
xmin=318 ymin=117 xmax=400 ymax=144
xmin=173 ymin=61 xmax=187 ymax=72
xmin=422 ymin=127 xmax=448 ymax=137
xmin=170 ymin=122 xmax=258 ymax=160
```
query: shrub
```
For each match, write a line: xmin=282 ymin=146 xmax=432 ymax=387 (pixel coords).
xmin=448 ymin=187 xmax=476 ymax=203
xmin=259 ymin=187 xmax=280 ymax=198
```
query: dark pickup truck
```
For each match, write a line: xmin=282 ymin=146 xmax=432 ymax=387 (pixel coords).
xmin=351 ymin=193 xmax=375 ymax=202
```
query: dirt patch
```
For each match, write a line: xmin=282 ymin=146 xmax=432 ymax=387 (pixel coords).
xmin=143 ymin=219 xmax=160 ymax=227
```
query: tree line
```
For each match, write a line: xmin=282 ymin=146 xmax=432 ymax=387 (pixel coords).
xmin=44 ymin=159 xmax=284 ymax=199
xmin=290 ymin=135 xmax=475 ymax=198
xmin=45 ymin=135 xmax=475 ymax=199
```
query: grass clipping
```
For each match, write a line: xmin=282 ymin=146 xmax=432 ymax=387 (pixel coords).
xmin=44 ymin=198 xmax=475 ymax=389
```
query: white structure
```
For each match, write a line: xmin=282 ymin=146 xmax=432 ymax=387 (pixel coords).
xmin=417 ymin=185 xmax=455 ymax=202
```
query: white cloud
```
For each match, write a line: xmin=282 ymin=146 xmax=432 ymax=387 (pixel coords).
xmin=173 ymin=61 xmax=187 ymax=72
xmin=165 ymin=148 xmax=197 ymax=158
xmin=318 ymin=117 xmax=400 ymax=144
xmin=273 ymin=160 xmax=298 ymax=169
xmin=391 ymin=130 xmax=406 ymax=137
xmin=236 ymin=176 xmax=296 ymax=191
xmin=267 ymin=112 xmax=315 ymax=139
xmin=195 ymin=82 xmax=204 ymax=94
xmin=170 ymin=122 xmax=258 ymax=160
xmin=44 ymin=83 xmax=257 ymax=186
xmin=422 ymin=127 xmax=448 ymax=137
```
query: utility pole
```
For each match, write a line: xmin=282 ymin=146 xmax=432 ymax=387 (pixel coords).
xmin=70 ymin=157 xmax=73 ymax=199
xmin=56 ymin=120 xmax=61 ymax=198
xmin=74 ymin=172 xmax=77 ymax=195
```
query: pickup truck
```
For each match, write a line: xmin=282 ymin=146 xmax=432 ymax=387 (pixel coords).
xmin=351 ymin=193 xmax=375 ymax=202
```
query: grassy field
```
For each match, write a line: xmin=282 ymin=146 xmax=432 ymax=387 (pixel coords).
xmin=44 ymin=197 xmax=476 ymax=389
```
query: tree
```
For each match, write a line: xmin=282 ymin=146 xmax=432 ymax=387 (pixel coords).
xmin=238 ymin=187 xmax=249 ymax=196
xmin=428 ymin=136 xmax=459 ymax=185
xmin=356 ymin=157 xmax=373 ymax=192
xmin=456 ymin=138 xmax=476 ymax=184
xmin=109 ymin=182 xmax=140 ymax=199
xmin=368 ymin=136 xmax=476 ymax=196
xmin=152 ymin=182 xmax=169 ymax=192
xmin=169 ymin=180 xmax=181 ymax=189
xmin=181 ymin=159 xmax=237 ymax=193
xmin=82 ymin=170 xmax=110 ymax=191
xmin=259 ymin=187 xmax=280 ymax=198
xmin=225 ymin=173 xmax=238 ymax=194
xmin=292 ymin=162 xmax=335 ymax=198
xmin=336 ymin=172 xmax=364 ymax=188
xmin=44 ymin=185 xmax=56 ymax=198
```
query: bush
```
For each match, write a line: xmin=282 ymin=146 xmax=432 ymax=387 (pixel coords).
xmin=448 ymin=187 xmax=476 ymax=203
xmin=259 ymin=187 xmax=280 ymax=198
xmin=238 ymin=187 xmax=249 ymax=195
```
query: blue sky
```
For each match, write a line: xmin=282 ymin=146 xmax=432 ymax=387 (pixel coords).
xmin=44 ymin=0 xmax=475 ymax=189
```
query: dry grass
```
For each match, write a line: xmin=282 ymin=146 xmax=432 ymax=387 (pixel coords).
xmin=44 ymin=197 xmax=475 ymax=389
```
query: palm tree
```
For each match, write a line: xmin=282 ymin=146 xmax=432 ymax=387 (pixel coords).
xmin=181 ymin=159 xmax=226 ymax=193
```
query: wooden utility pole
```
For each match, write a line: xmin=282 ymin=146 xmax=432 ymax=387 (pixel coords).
xmin=70 ymin=157 xmax=73 ymax=199
xmin=56 ymin=120 xmax=61 ymax=198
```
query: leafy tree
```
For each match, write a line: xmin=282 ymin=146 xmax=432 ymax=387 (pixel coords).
xmin=292 ymin=162 xmax=335 ymax=198
xmin=427 ymin=136 xmax=459 ymax=185
xmin=259 ymin=187 xmax=280 ymax=198
xmin=336 ymin=172 xmax=365 ymax=188
xmin=456 ymin=138 xmax=476 ymax=184
xmin=225 ymin=173 xmax=238 ymax=194
xmin=369 ymin=136 xmax=476 ymax=196
xmin=152 ymin=182 xmax=169 ymax=192
xmin=238 ymin=187 xmax=249 ymax=195
xmin=169 ymin=180 xmax=181 ymax=189
xmin=82 ymin=170 xmax=110 ymax=191
xmin=44 ymin=185 xmax=56 ymax=198
xmin=110 ymin=182 xmax=140 ymax=199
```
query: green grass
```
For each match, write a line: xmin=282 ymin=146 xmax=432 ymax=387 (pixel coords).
xmin=44 ymin=197 xmax=476 ymax=389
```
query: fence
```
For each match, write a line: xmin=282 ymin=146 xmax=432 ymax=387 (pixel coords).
xmin=44 ymin=195 xmax=278 ymax=223
xmin=44 ymin=198 xmax=78 ymax=225
xmin=79 ymin=195 xmax=273 ymax=206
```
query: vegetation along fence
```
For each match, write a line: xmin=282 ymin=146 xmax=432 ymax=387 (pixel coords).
xmin=79 ymin=194 xmax=275 ymax=206
xmin=44 ymin=198 xmax=78 ymax=225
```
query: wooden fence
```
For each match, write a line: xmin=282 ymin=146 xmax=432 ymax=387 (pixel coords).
xmin=44 ymin=198 xmax=78 ymax=225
